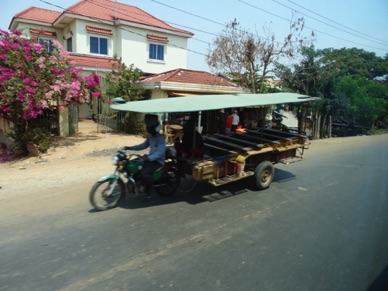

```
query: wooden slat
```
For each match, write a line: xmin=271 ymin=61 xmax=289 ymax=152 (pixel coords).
xmin=213 ymin=134 xmax=263 ymax=148
xmin=263 ymin=128 xmax=307 ymax=138
xmin=203 ymin=143 xmax=237 ymax=154
xmin=204 ymin=136 xmax=250 ymax=151
xmin=245 ymin=129 xmax=292 ymax=141
xmin=234 ymin=132 xmax=280 ymax=145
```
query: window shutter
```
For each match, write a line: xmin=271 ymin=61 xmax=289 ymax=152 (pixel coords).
xmin=149 ymin=44 xmax=156 ymax=59
xmin=100 ymin=38 xmax=108 ymax=55
xmin=90 ymin=37 xmax=99 ymax=54
xmin=157 ymin=45 xmax=164 ymax=60
xmin=67 ymin=37 xmax=73 ymax=52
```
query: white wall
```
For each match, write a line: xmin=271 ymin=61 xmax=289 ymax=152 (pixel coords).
xmin=119 ymin=27 xmax=188 ymax=73
xmin=73 ymin=20 xmax=188 ymax=74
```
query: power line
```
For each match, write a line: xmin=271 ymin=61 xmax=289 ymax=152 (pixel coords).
xmin=286 ymin=0 xmax=388 ymax=46
xmin=150 ymin=0 xmax=302 ymax=47
xmin=238 ymin=0 xmax=388 ymax=52
xmin=272 ymin=0 xmax=388 ymax=47
xmin=150 ymin=0 xmax=226 ymax=27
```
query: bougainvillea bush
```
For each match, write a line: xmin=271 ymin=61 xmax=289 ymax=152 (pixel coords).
xmin=0 ymin=29 xmax=100 ymax=155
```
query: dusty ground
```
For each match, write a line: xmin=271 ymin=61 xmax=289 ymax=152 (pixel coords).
xmin=1 ymin=120 xmax=386 ymax=201
xmin=0 ymin=119 xmax=146 ymax=199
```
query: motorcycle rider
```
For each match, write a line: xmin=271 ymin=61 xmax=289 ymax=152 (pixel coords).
xmin=124 ymin=114 xmax=166 ymax=198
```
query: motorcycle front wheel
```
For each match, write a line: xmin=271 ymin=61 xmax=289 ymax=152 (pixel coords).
xmin=89 ymin=178 xmax=125 ymax=211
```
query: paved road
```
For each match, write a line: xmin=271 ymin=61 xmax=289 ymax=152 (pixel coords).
xmin=1 ymin=135 xmax=387 ymax=291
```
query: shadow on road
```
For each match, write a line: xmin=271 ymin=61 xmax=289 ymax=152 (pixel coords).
xmin=87 ymin=167 xmax=296 ymax=211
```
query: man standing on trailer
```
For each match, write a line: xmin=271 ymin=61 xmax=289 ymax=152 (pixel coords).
xmin=231 ymin=110 xmax=240 ymax=132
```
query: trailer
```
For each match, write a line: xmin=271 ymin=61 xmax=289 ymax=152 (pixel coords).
xmin=178 ymin=127 xmax=310 ymax=189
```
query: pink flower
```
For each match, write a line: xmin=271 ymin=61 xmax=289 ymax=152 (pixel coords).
xmin=26 ymin=87 xmax=36 ymax=93
xmin=0 ymin=30 xmax=103 ymax=122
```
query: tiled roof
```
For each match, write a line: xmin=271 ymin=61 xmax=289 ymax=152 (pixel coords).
xmin=140 ymin=69 xmax=239 ymax=87
xmin=68 ymin=53 xmax=119 ymax=70
xmin=14 ymin=7 xmax=61 ymax=24
xmin=12 ymin=1 xmax=192 ymax=36
xmin=64 ymin=0 xmax=193 ymax=36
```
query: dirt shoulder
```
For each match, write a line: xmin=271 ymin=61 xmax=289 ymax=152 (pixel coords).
xmin=0 ymin=119 xmax=146 ymax=199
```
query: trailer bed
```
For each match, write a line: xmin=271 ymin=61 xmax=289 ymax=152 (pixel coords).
xmin=178 ymin=128 xmax=310 ymax=186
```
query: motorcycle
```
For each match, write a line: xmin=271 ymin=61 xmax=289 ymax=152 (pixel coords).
xmin=89 ymin=147 xmax=180 ymax=211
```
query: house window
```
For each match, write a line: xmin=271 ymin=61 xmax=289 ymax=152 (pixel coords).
xmin=67 ymin=37 xmax=73 ymax=52
xmin=149 ymin=43 xmax=164 ymax=61
xmin=38 ymin=38 xmax=54 ymax=52
xmin=90 ymin=36 xmax=108 ymax=55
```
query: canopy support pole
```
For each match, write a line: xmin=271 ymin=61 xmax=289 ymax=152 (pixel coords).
xmin=197 ymin=111 xmax=202 ymax=133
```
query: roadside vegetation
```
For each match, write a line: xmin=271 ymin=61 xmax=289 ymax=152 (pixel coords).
xmin=207 ymin=19 xmax=388 ymax=139
xmin=0 ymin=30 xmax=100 ymax=157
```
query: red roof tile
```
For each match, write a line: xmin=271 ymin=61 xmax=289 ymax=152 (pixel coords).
xmin=64 ymin=0 xmax=193 ymax=36
xmin=68 ymin=53 xmax=119 ymax=70
xmin=29 ymin=28 xmax=57 ymax=37
xmin=140 ymin=69 xmax=239 ymax=87
xmin=147 ymin=34 xmax=169 ymax=43
xmin=14 ymin=7 xmax=61 ymax=24
xmin=86 ymin=26 xmax=113 ymax=35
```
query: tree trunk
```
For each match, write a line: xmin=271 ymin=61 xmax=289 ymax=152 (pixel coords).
xmin=314 ymin=113 xmax=321 ymax=139
xmin=328 ymin=115 xmax=332 ymax=138
xmin=297 ymin=105 xmax=307 ymax=133
xmin=320 ymin=114 xmax=328 ymax=138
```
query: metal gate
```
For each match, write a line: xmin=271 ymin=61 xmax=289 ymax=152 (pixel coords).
xmin=31 ymin=109 xmax=59 ymax=135
xmin=97 ymin=112 xmax=126 ymax=133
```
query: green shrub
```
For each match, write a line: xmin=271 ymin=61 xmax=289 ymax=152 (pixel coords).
xmin=367 ymin=128 xmax=388 ymax=135
xmin=124 ymin=113 xmax=146 ymax=137
xmin=23 ymin=128 xmax=52 ymax=153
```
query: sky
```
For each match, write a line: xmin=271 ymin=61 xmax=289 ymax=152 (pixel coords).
xmin=1 ymin=0 xmax=388 ymax=72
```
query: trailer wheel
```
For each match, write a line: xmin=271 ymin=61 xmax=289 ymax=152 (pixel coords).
xmin=254 ymin=161 xmax=275 ymax=190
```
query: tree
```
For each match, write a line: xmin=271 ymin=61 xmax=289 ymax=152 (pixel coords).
xmin=276 ymin=46 xmax=388 ymax=137
xmin=321 ymin=48 xmax=388 ymax=81
xmin=207 ymin=17 xmax=313 ymax=93
xmin=321 ymin=48 xmax=388 ymax=129
xmin=103 ymin=61 xmax=150 ymax=136
xmin=0 ymin=30 xmax=100 ymax=154
xmin=275 ymin=46 xmax=335 ymax=138
xmin=105 ymin=62 xmax=148 ymax=101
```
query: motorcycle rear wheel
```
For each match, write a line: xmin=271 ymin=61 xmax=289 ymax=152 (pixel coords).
xmin=89 ymin=178 xmax=124 ymax=211
xmin=155 ymin=169 xmax=180 ymax=196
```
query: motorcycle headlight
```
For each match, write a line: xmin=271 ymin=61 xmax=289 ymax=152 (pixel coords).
xmin=112 ymin=156 xmax=119 ymax=165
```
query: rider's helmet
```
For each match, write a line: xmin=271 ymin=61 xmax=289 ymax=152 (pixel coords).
xmin=144 ymin=114 xmax=160 ymax=136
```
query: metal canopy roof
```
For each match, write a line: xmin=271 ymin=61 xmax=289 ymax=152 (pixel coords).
xmin=110 ymin=92 xmax=320 ymax=113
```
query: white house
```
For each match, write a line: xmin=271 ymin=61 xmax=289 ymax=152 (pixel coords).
xmin=3 ymin=0 xmax=244 ymax=140
xmin=4 ymin=0 xmax=194 ymax=137
xmin=9 ymin=0 xmax=193 ymax=75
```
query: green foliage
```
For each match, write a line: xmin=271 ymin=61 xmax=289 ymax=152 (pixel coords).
xmin=123 ymin=113 xmax=146 ymax=137
xmin=367 ymin=128 xmax=388 ymax=135
xmin=275 ymin=46 xmax=388 ymax=131
xmin=23 ymin=128 xmax=52 ymax=153
xmin=335 ymin=76 xmax=387 ymax=127
xmin=321 ymin=47 xmax=388 ymax=80
xmin=8 ymin=125 xmax=51 ymax=154
xmin=105 ymin=63 xmax=150 ymax=101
